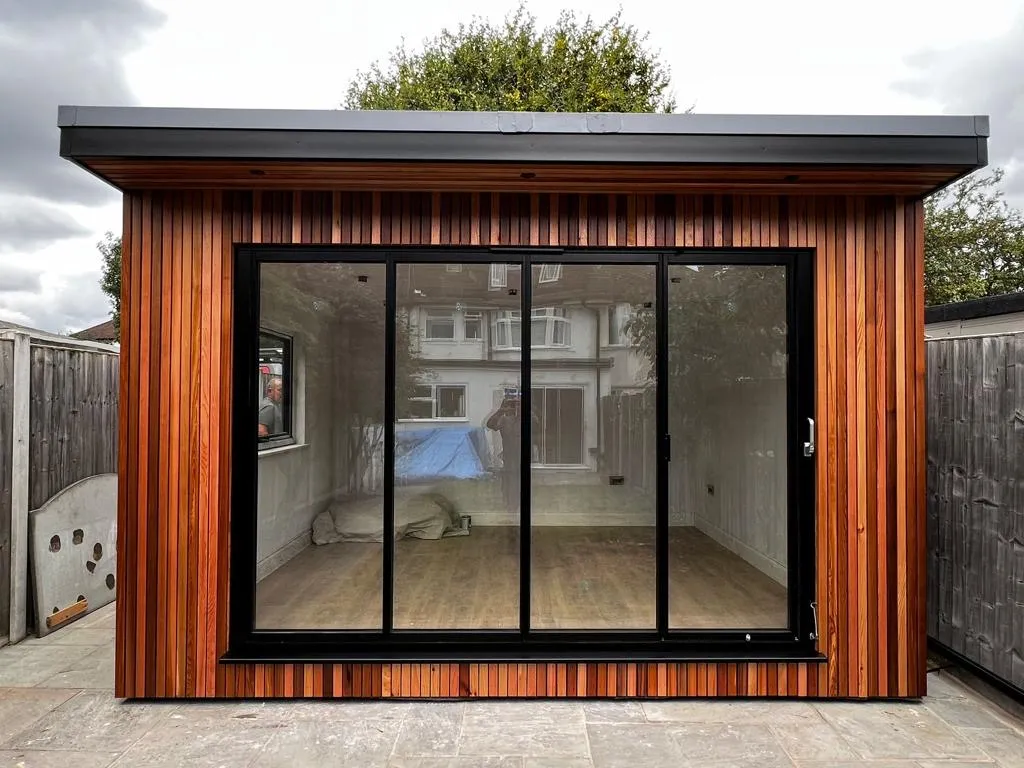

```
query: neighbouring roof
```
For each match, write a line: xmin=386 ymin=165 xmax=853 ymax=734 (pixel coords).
xmin=56 ymin=106 xmax=990 ymax=195
xmin=71 ymin=318 xmax=118 ymax=342
xmin=925 ymin=292 xmax=1024 ymax=324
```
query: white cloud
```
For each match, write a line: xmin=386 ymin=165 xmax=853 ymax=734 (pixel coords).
xmin=3 ymin=0 xmax=1022 ymax=332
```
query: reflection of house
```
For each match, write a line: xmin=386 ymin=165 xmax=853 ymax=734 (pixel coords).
xmin=396 ymin=263 xmax=652 ymax=472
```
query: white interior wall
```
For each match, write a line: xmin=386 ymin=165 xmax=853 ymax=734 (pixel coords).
xmin=686 ymin=379 xmax=789 ymax=585
xmin=255 ymin=295 xmax=338 ymax=580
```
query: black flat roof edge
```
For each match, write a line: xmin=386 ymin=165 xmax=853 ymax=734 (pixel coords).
xmin=57 ymin=106 xmax=990 ymax=138
xmin=926 ymin=292 xmax=1024 ymax=323
xmin=59 ymin=128 xmax=989 ymax=169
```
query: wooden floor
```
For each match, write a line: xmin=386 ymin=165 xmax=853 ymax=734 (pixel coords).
xmin=255 ymin=526 xmax=788 ymax=631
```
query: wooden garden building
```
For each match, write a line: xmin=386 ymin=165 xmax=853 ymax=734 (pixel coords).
xmin=57 ymin=106 xmax=989 ymax=699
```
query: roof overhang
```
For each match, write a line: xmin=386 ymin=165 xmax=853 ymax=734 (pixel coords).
xmin=58 ymin=106 xmax=989 ymax=196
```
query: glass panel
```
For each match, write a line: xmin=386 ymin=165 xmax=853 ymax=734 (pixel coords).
xmin=255 ymin=263 xmax=386 ymax=629
xmin=394 ymin=262 xmax=521 ymax=630
xmin=529 ymin=264 xmax=656 ymax=630
xmin=667 ymin=264 xmax=789 ymax=629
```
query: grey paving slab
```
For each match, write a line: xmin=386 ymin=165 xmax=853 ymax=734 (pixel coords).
xmin=2 ymin=691 xmax=177 ymax=752
xmin=459 ymin=710 xmax=588 ymax=757
xmin=770 ymin=718 xmax=859 ymax=761
xmin=22 ymin=627 xmax=114 ymax=647
xmin=0 ymin=750 xmax=119 ymax=767
xmin=925 ymin=672 xmax=971 ymax=700
xmin=0 ymin=689 xmax=79 ymax=745
xmin=957 ymin=727 xmax=1024 ymax=767
xmin=261 ymin=699 xmax=409 ymax=722
xmin=925 ymin=695 xmax=1019 ymax=729
xmin=392 ymin=703 xmax=465 ymax=756
xmin=581 ymin=701 xmax=646 ymax=723
xmin=814 ymin=702 xmax=988 ymax=761
xmin=108 ymin=720 xmax=275 ymax=768
xmin=389 ymin=759 xmax=524 ymax=768
xmin=586 ymin=724 xmax=683 ymax=768
xmin=0 ymin=645 xmax=96 ymax=686
xmin=523 ymin=759 xmax=594 ymax=768
xmin=460 ymin=701 xmax=585 ymax=724
xmin=251 ymin=718 xmax=403 ymax=767
xmin=643 ymin=699 xmax=819 ymax=724
xmin=36 ymin=645 xmax=114 ymax=690
xmin=668 ymin=722 xmax=796 ymax=766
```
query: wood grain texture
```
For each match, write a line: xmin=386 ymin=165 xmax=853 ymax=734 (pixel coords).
xmin=85 ymin=159 xmax=963 ymax=196
xmin=116 ymin=190 xmax=927 ymax=699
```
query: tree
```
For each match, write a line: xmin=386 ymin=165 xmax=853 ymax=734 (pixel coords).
xmin=344 ymin=6 xmax=675 ymax=113
xmin=98 ymin=232 xmax=122 ymax=340
xmin=925 ymin=169 xmax=1024 ymax=306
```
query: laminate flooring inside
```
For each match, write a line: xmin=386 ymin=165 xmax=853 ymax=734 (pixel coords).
xmin=254 ymin=526 xmax=788 ymax=631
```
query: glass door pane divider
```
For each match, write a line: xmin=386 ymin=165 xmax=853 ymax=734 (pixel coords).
xmin=656 ymin=255 xmax=670 ymax=636
xmin=383 ymin=258 xmax=397 ymax=634
xmin=519 ymin=253 xmax=532 ymax=636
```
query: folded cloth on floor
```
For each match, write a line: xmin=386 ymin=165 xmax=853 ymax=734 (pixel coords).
xmin=312 ymin=490 xmax=465 ymax=544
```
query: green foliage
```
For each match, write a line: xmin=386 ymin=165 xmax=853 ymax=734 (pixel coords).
xmin=345 ymin=6 xmax=675 ymax=113
xmin=925 ymin=169 xmax=1024 ymax=306
xmin=98 ymin=232 xmax=122 ymax=340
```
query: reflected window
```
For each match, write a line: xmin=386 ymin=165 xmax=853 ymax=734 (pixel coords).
xmin=463 ymin=311 xmax=483 ymax=340
xmin=493 ymin=310 xmax=522 ymax=349
xmin=399 ymin=383 xmax=467 ymax=420
xmin=425 ymin=310 xmax=456 ymax=340
xmin=257 ymin=330 xmax=292 ymax=447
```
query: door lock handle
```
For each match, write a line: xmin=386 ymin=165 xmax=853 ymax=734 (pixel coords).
xmin=803 ymin=417 xmax=815 ymax=457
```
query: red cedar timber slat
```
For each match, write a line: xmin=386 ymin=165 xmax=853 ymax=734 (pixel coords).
xmin=155 ymin=194 xmax=171 ymax=698
xmin=875 ymin=198 xmax=888 ymax=697
xmin=864 ymin=198 xmax=877 ymax=698
xmin=894 ymin=197 xmax=908 ymax=697
xmin=117 ymin=190 xmax=925 ymax=700
xmin=166 ymin=194 xmax=181 ymax=697
xmin=135 ymin=192 xmax=152 ymax=698
xmin=207 ymin=191 xmax=224 ymax=693
xmin=823 ymin=197 xmax=840 ymax=697
xmin=855 ymin=196 xmax=869 ymax=698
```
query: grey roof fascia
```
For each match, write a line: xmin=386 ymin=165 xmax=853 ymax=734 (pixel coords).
xmin=57 ymin=106 xmax=990 ymax=169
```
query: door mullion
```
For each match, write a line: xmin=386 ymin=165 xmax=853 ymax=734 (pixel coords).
xmin=656 ymin=254 xmax=670 ymax=637
xmin=520 ymin=256 xmax=532 ymax=636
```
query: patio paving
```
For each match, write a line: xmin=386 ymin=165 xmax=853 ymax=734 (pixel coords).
xmin=1 ymin=603 xmax=1023 ymax=767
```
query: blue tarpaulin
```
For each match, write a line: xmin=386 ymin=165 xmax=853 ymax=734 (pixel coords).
xmin=395 ymin=426 xmax=490 ymax=484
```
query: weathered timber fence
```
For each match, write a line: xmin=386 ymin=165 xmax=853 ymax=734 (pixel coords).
xmin=927 ymin=331 xmax=1024 ymax=695
xmin=0 ymin=325 xmax=118 ymax=644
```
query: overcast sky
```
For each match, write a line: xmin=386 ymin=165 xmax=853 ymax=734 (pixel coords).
xmin=1 ymin=0 xmax=1022 ymax=332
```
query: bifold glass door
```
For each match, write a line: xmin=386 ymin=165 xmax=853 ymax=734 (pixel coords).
xmin=238 ymin=249 xmax=814 ymax=657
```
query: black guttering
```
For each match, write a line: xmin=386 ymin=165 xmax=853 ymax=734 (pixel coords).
xmin=57 ymin=106 xmax=990 ymax=168
xmin=925 ymin=291 xmax=1024 ymax=324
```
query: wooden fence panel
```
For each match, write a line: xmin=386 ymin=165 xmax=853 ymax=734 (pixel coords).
xmin=0 ymin=339 xmax=13 ymax=636
xmin=927 ymin=332 xmax=1024 ymax=693
xmin=28 ymin=346 xmax=119 ymax=509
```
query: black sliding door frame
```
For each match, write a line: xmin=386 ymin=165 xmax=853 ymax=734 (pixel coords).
xmin=226 ymin=245 xmax=819 ymax=663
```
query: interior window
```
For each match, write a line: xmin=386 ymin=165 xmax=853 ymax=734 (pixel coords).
xmin=257 ymin=330 xmax=293 ymax=447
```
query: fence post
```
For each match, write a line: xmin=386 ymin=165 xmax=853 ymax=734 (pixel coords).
xmin=8 ymin=332 xmax=30 ymax=643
